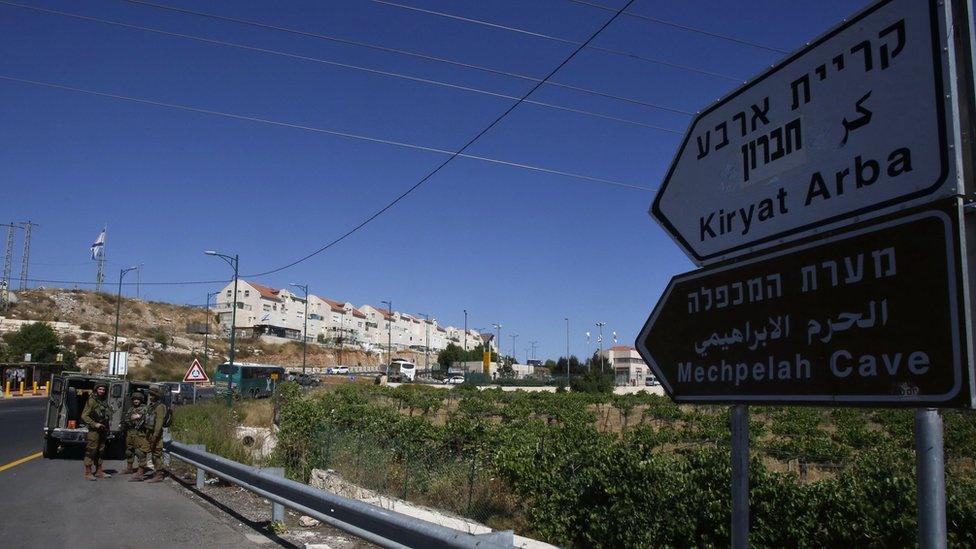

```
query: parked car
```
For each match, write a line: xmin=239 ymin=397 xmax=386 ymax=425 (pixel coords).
xmin=334 ymin=366 xmax=349 ymax=374
xmin=446 ymin=375 xmax=465 ymax=385
xmin=295 ymin=373 xmax=320 ymax=387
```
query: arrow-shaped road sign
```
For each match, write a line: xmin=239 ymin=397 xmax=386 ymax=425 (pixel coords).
xmin=651 ymin=0 xmax=958 ymax=266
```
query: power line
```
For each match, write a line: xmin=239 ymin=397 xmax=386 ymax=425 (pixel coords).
xmin=245 ymin=0 xmax=640 ymax=278
xmin=367 ymin=0 xmax=742 ymax=81
xmin=121 ymin=0 xmax=694 ymax=116
xmin=1 ymin=1 xmax=683 ymax=131
xmin=563 ymin=0 xmax=788 ymax=54
xmin=0 ymin=75 xmax=651 ymax=190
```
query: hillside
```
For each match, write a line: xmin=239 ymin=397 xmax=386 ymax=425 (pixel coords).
xmin=1 ymin=289 xmax=420 ymax=380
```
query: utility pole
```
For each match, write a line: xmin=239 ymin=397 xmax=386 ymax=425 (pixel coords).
xmin=529 ymin=340 xmax=538 ymax=362
xmin=565 ymin=317 xmax=570 ymax=383
xmin=204 ymin=290 xmax=219 ymax=371
xmin=596 ymin=322 xmax=607 ymax=373
xmin=492 ymin=323 xmax=501 ymax=363
xmin=94 ymin=225 xmax=107 ymax=293
xmin=18 ymin=220 xmax=36 ymax=290
xmin=416 ymin=312 xmax=430 ymax=372
xmin=381 ymin=300 xmax=393 ymax=368
xmin=134 ymin=263 xmax=144 ymax=299
xmin=463 ymin=309 xmax=468 ymax=352
xmin=289 ymin=283 xmax=309 ymax=374
xmin=0 ymin=223 xmax=18 ymax=311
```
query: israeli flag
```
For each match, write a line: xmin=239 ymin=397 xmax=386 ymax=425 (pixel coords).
xmin=90 ymin=229 xmax=106 ymax=260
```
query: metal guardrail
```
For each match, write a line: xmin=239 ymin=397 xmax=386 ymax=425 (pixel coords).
xmin=165 ymin=441 xmax=513 ymax=549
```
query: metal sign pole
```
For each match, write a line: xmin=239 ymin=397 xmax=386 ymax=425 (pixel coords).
xmin=915 ymin=409 xmax=947 ymax=548
xmin=731 ymin=404 xmax=749 ymax=548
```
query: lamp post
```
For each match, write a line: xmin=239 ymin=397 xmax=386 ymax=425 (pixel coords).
xmin=596 ymin=322 xmax=607 ymax=373
xmin=565 ymin=317 xmax=571 ymax=384
xmin=463 ymin=309 xmax=468 ymax=352
xmin=205 ymin=250 xmax=239 ymax=407
xmin=112 ymin=265 xmax=139 ymax=377
xmin=381 ymin=300 xmax=393 ymax=369
xmin=509 ymin=334 xmax=518 ymax=364
xmin=289 ymin=283 xmax=309 ymax=374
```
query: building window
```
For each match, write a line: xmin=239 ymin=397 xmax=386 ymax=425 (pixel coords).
xmin=244 ymin=290 xmax=250 ymax=298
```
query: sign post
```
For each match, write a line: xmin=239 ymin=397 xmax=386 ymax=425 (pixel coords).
xmin=636 ymin=0 xmax=976 ymax=543
xmin=183 ymin=358 xmax=210 ymax=404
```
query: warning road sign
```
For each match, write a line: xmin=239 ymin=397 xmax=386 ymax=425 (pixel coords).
xmin=183 ymin=358 xmax=210 ymax=383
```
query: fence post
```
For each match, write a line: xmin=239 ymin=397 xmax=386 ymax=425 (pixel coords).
xmin=731 ymin=405 xmax=749 ymax=549
xmin=263 ymin=467 xmax=286 ymax=523
xmin=915 ymin=409 xmax=947 ymax=549
xmin=188 ymin=444 xmax=207 ymax=489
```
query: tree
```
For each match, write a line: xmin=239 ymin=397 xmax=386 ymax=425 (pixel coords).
xmin=437 ymin=343 xmax=466 ymax=368
xmin=3 ymin=322 xmax=61 ymax=362
xmin=585 ymin=351 xmax=610 ymax=373
xmin=570 ymin=368 xmax=614 ymax=394
xmin=553 ymin=355 xmax=584 ymax=375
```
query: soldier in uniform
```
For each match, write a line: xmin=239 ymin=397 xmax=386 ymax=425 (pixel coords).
xmin=80 ymin=382 xmax=113 ymax=481
xmin=124 ymin=392 xmax=150 ymax=480
xmin=144 ymin=387 xmax=168 ymax=483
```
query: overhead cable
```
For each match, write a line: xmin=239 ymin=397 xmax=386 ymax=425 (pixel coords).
xmin=244 ymin=0 xmax=641 ymax=278
xmin=0 ymin=1 xmax=685 ymax=130
xmin=563 ymin=0 xmax=788 ymax=54
xmin=0 ymin=75 xmax=652 ymax=191
xmin=367 ymin=0 xmax=742 ymax=81
xmin=121 ymin=0 xmax=693 ymax=115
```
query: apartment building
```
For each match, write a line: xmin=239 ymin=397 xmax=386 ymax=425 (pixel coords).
xmin=601 ymin=346 xmax=651 ymax=386
xmin=214 ymin=280 xmax=495 ymax=354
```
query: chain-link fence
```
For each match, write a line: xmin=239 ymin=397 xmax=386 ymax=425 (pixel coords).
xmin=306 ymin=424 xmax=515 ymax=527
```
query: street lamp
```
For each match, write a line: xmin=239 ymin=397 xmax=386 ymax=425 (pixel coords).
xmin=205 ymin=250 xmax=239 ymax=407
xmin=509 ymin=334 xmax=519 ymax=364
xmin=596 ymin=322 xmax=607 ymax=373
xmin=381 ymin=300 xmax=393 ymax=370
xmin=463 ymin=309 xmax=468 ymax=352
xmin=289 ymin=283 xmax=309 ymax=374
xmin=112 ymin=265 xmax=139 ymax=378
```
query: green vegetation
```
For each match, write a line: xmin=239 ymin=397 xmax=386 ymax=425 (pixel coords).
xmin=169 ymin=400 xmax=253 ymax=464
xmin=437 ymin=342 xmax=498 ymax=368
xmin=267 ymin=384 xmax=976 ymax=547
xmin=0 ymin=322 xmax=76 ymax=367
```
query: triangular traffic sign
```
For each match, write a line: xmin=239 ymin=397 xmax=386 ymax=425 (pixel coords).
xmin=183 ymin=358 xmax=210 ymax=383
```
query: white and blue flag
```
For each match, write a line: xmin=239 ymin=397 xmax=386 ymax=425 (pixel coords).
xmin=90 ymin=229 xmax=106 ymax=260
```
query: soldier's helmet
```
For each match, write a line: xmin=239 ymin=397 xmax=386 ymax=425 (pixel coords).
xmin=130 ymin=391 xmax=146 ymax=402
xmin=93 ymin=382 xmax=108 ymax=391
xmin=147 ymin=387 xmax=162 ymax=398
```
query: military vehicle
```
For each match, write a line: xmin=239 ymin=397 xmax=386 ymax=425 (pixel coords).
xmin=42 ymin=373 xmax=170 ymax=459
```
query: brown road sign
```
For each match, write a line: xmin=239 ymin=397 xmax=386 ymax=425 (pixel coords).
xmin=635 ymin=202 xmax=974 ymax=406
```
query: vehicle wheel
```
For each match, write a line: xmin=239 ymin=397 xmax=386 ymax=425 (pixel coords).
xmin=42 ymin=437 xmax=58 ymax=459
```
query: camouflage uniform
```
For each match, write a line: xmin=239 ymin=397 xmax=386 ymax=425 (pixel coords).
xmin=145 ymin=388 xmax=168 ymax=483
xmin=124 ymin=393 xmax=150 ymax=479
xmin=80 ymin=383 xmax=113 ymax=480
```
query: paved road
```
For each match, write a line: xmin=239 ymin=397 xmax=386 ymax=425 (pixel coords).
xmin=0 ymin=398 xmax=265 ymax=548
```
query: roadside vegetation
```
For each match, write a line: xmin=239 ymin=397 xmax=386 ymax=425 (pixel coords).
xmin=168 ymin=383 xmax=976 ymax=546
xmin=260 ymin=383 xmax=976 ymax=547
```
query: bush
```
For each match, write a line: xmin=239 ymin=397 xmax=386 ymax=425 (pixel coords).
xmin=153 ymin=330 xmax=169 ymax=349
xmin=570 ymin=369 xmax=614 ymax=394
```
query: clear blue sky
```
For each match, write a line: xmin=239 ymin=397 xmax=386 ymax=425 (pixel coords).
xmin=0 ymin=0 xmax=871 ymax=361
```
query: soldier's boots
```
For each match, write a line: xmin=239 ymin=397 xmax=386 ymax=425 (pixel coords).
xmin=84 ymin=465 xmax=95 ymax=481
xmin=147 ymin=471 xmax=165 ymax=483
xmin=94 ymin=465 xmax=111 ymax=479
xmin=128 ymin=467 xmax=145 ymax=481
xmin=123 ymin=462 xmax=135 ymax=474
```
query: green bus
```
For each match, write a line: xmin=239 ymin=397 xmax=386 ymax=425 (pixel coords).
xmin=214 ymin=362 xmax=285 ymax=399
